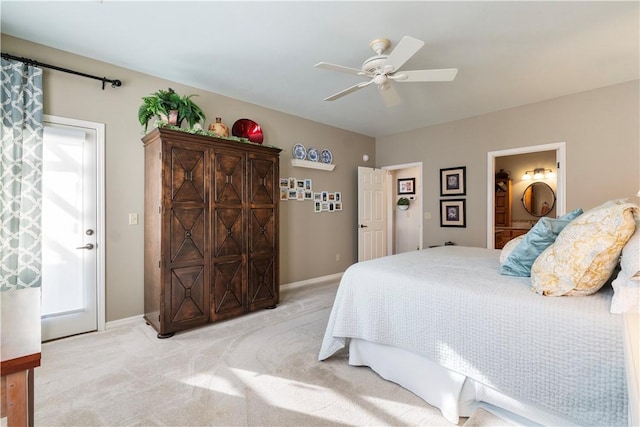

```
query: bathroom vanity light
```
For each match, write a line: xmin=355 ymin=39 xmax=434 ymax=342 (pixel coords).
xmin=522 ymin=168 xmax=555 ymax=180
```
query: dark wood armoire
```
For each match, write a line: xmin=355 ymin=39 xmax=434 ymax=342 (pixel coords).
xmin=142 ymin=128 xmax=281 ymax=338
xmin=494 ymin=178 xmax=512 ymax=229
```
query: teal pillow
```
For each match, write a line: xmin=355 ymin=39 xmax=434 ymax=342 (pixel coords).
xmin=500 ymin=217 xmax=575 ymax=277
xmin=559 ymin=208 xmax=583 ymax=221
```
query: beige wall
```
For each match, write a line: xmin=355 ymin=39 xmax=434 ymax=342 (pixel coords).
xmin=2 ymin=35 xmax=375 ymax=322
xmin=6 ymin=34 xmax=638 ymax=322
xmin=376 ymin=80 xmax=640 ymax=248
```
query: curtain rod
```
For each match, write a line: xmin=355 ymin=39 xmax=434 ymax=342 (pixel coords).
xmin=1 ymin=52 xmax=122 ymax=90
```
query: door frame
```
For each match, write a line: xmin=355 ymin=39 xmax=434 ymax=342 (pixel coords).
xmin=43 ymin=114 xmax=106 ymax=332
xmin=486 ymin=142 xmax=566 ymax=249
xmin=382 ymin=162 xmax=423 ymax=254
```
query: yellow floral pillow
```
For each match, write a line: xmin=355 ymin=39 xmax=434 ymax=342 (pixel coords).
xmin=531 ymin=201 xmax=638 ymax=296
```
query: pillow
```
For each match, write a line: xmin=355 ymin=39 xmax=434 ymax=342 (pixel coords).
xmin=499 ymin=235 xmax=525 ymax=265
xmin=620 ymin=220 xmax=639 ymax=280
xmin=559 ymin=207 xmax=583 ymax=221
xmin=531 ymin=201 xmax=638 ymax=296
xmin=610 ymin=273 xmax=640 ymax=313
xmin=500 ymin=217 xmax=574 ymax=277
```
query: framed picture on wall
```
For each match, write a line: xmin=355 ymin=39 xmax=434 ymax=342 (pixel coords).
xmin=280 ymin=188 xmax=288 ymax=201
xmin=440 ymin=199 xmax=466 ymax=227
xmin=440 ymin=166 xmax=466 ymax=196
xmin=398 ymin=178 xmax=415 ymax=195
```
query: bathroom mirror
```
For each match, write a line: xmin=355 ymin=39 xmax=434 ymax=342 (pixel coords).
xmin=522 ymin=182 xmax=556 ymax=217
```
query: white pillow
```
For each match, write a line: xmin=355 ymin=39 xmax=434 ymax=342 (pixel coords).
xmin=610 ymin=272 xmax=640 ymax=313
xmin=499 ymin=235 xmax=525 ymax=265
xmin=620 ymin=220 xmax=639 ymax=280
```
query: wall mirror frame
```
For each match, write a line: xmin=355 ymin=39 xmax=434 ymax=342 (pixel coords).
xmin=521 ymin=182 xmax=556 ymax=217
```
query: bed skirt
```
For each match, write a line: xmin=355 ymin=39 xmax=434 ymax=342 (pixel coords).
xmin=348 ymin=338 xmax=577 ymax=426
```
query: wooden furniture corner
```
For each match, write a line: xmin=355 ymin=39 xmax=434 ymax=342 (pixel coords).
xmin=1 ymin=353 xmax=41 ymax=427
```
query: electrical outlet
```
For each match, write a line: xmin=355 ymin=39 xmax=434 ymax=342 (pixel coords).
xmin=336 ymin=253 xmax=340 ymax=262
xmin=129 ymin=213 xmax=138 ymax=225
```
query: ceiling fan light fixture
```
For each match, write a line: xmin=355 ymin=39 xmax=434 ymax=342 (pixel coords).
xmin=373 ymin=74 xmax=387 ymax=85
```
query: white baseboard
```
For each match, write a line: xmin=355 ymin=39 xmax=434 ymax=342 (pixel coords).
xmin=105 ymin=274 xmax=342 ymax=328
xmin=281 ymin=272 xmax=343 ymax=289
xmin=106 ymin=314 xmax=144 ymax=330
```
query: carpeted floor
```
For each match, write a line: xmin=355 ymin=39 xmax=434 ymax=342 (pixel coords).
xmin=31 ymin=279 xmax=511 ymax=426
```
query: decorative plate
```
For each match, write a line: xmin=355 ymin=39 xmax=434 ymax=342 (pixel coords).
xmin=293 ymin=143 xmax=306 ymax=160
xmin=307 ymin=147 xmax=319 ymax=162
xmin=231 ymin=118 xmax=263 ymax=144
xmin=321 ymin=148 xmax=333 ymax=164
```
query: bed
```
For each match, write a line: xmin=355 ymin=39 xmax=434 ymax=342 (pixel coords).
xmin=318 ymin=246 xmax=628 ymax=426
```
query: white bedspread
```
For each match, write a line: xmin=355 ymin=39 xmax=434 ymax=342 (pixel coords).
xmin=318 ymin=246 xmax=627 ymax=426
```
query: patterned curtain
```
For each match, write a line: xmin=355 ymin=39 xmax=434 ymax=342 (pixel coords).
xmin=0 ymin=58 xmax=44 ymax=290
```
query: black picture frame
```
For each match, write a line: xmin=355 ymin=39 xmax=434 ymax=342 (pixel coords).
xmin=398 ymin=178 xmax=415 ymax=195
xmin=440 ymin=166 xmax=466 ymax=196
xmin=440 ymin=199 xmax=466 ymax=227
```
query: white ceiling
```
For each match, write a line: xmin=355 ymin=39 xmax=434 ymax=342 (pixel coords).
xmin=2 ymin=1 xmax=638 ymax=137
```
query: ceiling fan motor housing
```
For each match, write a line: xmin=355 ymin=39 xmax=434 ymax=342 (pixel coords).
xmin=362 ymin=55 xmax=389 ymax=75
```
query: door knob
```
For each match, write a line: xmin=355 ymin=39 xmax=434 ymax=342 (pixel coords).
xmin=76 ymin=243 xmax=94 ymax=250
xmin=359 ymin=224 xmax=368 ymax=228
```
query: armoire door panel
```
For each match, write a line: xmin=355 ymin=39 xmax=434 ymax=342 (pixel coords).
xmin=169 ymin=265 xmax=207 ymax=324
xmin=170 ymin=207 xmax=206 ymax=262
xmin=213 ymin=208 xmax=243 ymax=257
xmin=171 ymin=147 xmax=206 ymax=203
xmin=248 ymin=257 xmax=276 ymax=305
xmin=249 ymin=157 xmax=276 ymax=205
xmin=211 ymin=260 xmax=245 ymax=318
xmin=214 ymin=151 xmax=244 ymax=203
xmin=249 ymin=208 xmax=275 ymax=255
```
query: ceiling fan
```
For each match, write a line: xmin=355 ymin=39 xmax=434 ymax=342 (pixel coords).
xmin=314 ymin=36 xmax=457 ymax=107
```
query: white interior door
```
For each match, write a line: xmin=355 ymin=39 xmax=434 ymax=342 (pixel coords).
xmin=358 ymin=167 xmax=387 ymax=262
xmin=41 ymin=117 xmax=104 ymax=341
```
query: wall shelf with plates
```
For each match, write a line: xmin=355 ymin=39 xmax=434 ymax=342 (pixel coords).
xmin=291 ymin=158 xmax=335 ymax=171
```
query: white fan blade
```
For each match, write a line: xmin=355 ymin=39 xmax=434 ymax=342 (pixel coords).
xmin=395 ymin=68 xmax=458 ymax=82
xmin=324 ymin=80 xmax=373 ymax=101
xmin=378 ymin=84 xmax=401 ymax=107
xmin=383 ymin=36 xmax=424 ymax=72
xmin=314 ymin=62 xmax=364 ymax=76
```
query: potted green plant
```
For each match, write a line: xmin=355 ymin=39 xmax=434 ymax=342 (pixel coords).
xmin=138 ymin=88 xmax=206 ymax=132
xmin=397 ymin=197 xmax=410 ymax=210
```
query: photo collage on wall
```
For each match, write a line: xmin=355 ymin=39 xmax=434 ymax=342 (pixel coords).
xmin=280 ymin=178 xmax=342 ymax=213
